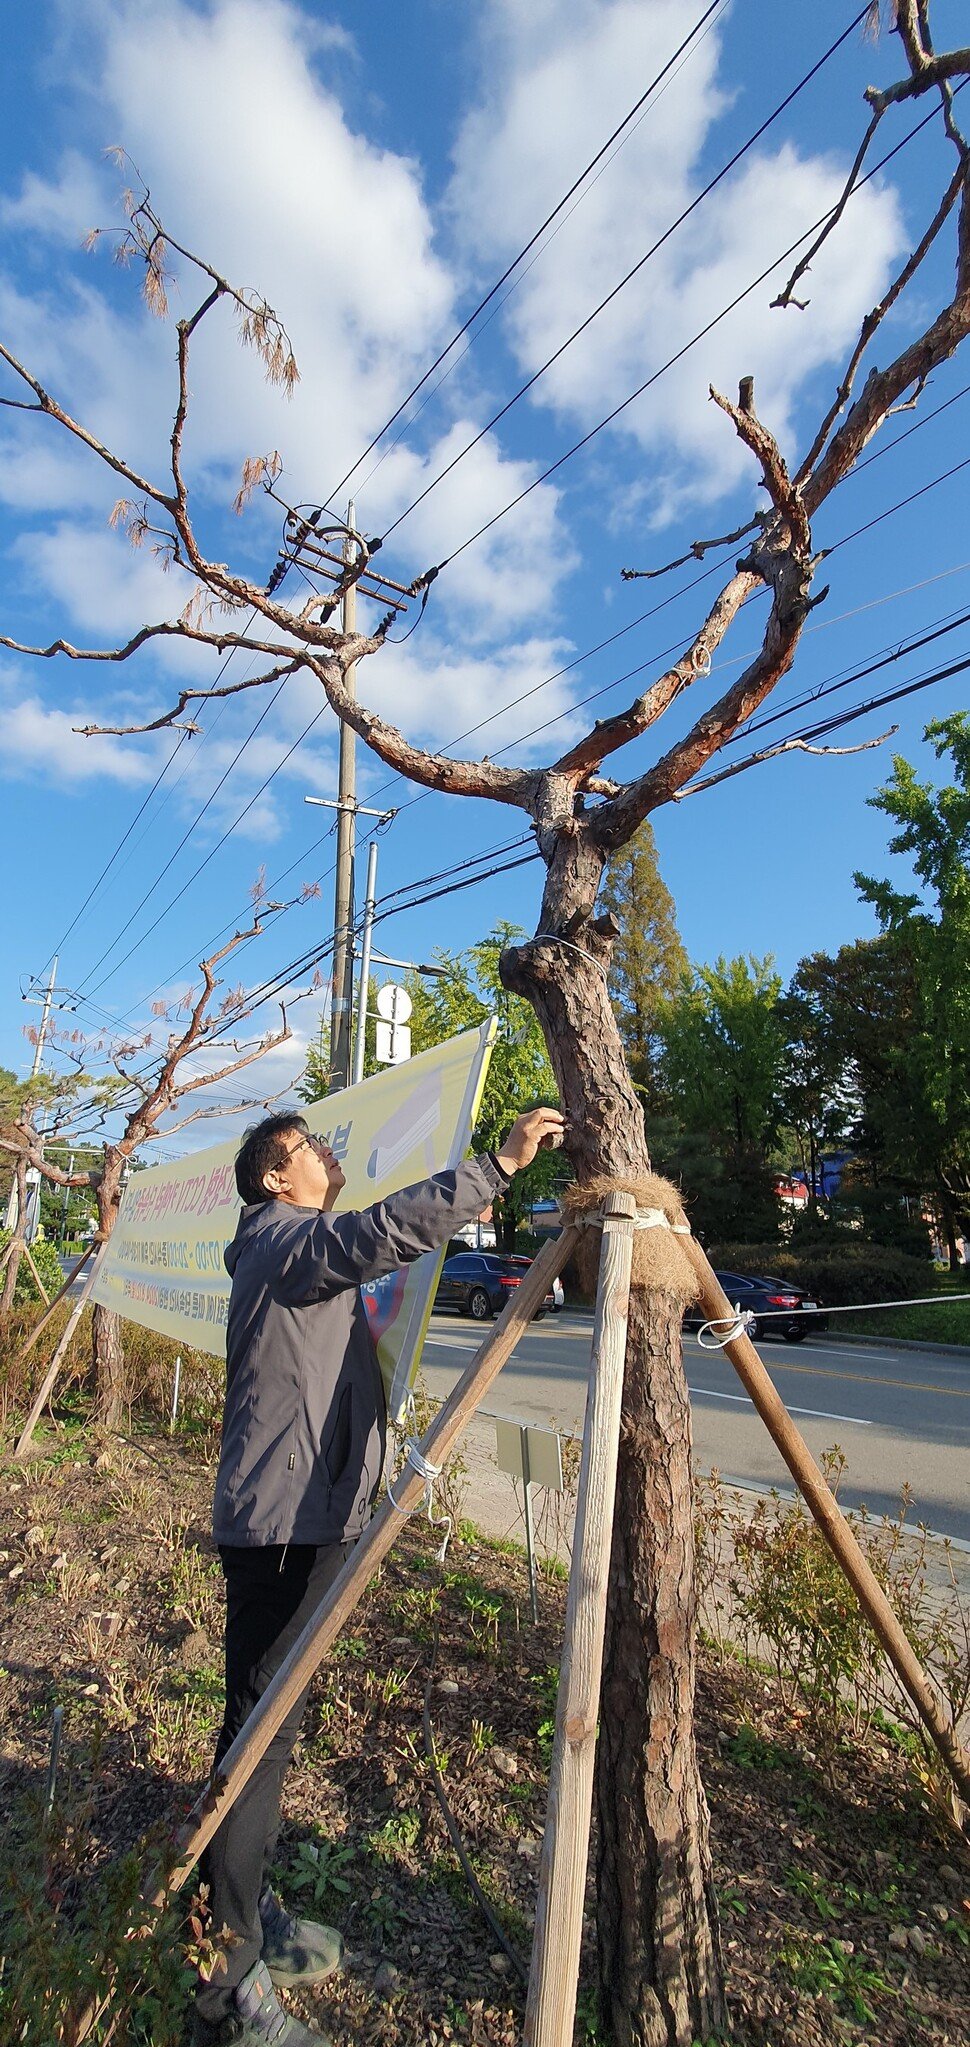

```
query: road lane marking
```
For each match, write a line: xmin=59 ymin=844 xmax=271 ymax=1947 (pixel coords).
xmin=684 ymin=1347 xmax=970 ymax=1399
xmin=428 ymin=1328 xmax=969 ymax=1400
xmin=690 ymin=1385 xmax=871 ymax=1426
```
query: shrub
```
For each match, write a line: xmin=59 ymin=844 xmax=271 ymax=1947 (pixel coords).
xmin=0 ymin=1229 xmax=64 ymax=1306
xmin=707 ymin=1239 xmax=932 ymax=1307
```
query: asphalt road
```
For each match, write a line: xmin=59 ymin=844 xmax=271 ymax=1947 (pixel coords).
xmin=421 ymin=1308 xmax=970 ymax=1542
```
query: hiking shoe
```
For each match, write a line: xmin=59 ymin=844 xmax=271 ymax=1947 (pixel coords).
xmin=190 ymin=1960 xmax=328 ymax=2045
xmin=258 ymin=1886 xmax=344 ymax=1988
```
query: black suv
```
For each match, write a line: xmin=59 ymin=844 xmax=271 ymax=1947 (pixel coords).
xmin=684 ymin=1270 xmax=826 ymax=1344
xmin=433 ymin=1251 xmax=553 ymax=1320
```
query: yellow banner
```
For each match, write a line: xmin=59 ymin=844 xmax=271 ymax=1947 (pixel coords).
xmin=92 ymin=1022 xmax=496 ymax=1419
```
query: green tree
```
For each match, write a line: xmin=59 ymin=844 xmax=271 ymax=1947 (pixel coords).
xmin=658 ymin=955 xmax=786 ymax=1242
xmin=407 ymin=924 xmax=561 ymax=1250
xmin=811 ymin=716 xmax=970 ymax=1266
xmin=597 ymin=822 xmax=687 ymax=1103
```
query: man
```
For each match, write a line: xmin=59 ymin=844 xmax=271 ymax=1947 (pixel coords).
xmin=193 ymin=1101 xmax=564 ymax=2046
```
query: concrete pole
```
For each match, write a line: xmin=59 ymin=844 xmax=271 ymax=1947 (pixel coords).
xmin=352 ymin=837 xmax=379 ymax=1087
xmin=25 ymin=955 xmax=57 ymax=1242
xmin=29 ymin=956 xmax=58 ymax=1079
xmin=329 ymin=505 xmax=357 ymax=1092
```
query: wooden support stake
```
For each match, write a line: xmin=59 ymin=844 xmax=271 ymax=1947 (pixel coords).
xmin=524 ymin=1191 xmax=636 ymax=2047
xmin=18 ymin=1244 xmax=95 ymax=1359
xmin=150 ymin=1227 xmax=580 ymax=1905
xmin=14 ymin=1242 xmax=108 ymax=1460
xmin=21 ymin=1242 xmax=51 ymax=1306
xmin=682 ymin=1237 xmax=970 ymax=1810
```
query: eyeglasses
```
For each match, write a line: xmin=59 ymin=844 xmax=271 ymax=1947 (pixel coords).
xmin=283 ymin=1133 xmax=327 ymax=1164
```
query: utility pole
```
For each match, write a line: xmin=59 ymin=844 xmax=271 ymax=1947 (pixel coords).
xmin=352 ymin=838 xmax=379 ymax=1087
xmin=15 ymin=956 xmax=59 ymax=1242
xmin=329 ymin=502 xmax=358 ymax=1092
xmin=304 ymin=797 xmax=396 ymax=1088
xmin=26 ymin=955 xmax=58 ymax=1079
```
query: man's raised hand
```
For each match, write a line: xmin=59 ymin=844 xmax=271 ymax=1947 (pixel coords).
xmin=495 ymin=1105 xmax=566 ymax=1176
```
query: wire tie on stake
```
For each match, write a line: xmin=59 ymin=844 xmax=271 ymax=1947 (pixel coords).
xmin=697 ymin=1307 xmax=756 ymax=1349
xmin=387 ymin=1393 xmax=452 ymax=1560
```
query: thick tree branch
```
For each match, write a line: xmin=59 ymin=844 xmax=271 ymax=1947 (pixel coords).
xmin=302 ymin=651 xmax=540 ymax=810
xmin=867 ymin=52 xmax=970 ymax=117
xmin=552 ymin=570 xmax=757 ymax=780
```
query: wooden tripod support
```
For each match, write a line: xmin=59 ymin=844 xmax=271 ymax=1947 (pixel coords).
xmin=62 ymin=1193 xmax=967 ymax=2047
xmin=15 ymin=1241 xmax=107 ymax=1460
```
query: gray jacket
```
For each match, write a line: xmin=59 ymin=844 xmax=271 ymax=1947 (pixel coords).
xmin=212 ymin=1155 xmax=507 ymax=1548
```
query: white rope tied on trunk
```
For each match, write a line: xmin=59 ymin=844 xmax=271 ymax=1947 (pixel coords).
xmin=532 ymin=932 xmax=611 ymax=980
xmin=571 ymin=1204 xmax=691 ymax=1233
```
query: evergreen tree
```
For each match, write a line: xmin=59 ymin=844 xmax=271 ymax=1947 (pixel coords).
xmin=657 ymin=955 xmax=785 ymax=1243
xmin=597 ymin=822 xmax=687 ymax=1103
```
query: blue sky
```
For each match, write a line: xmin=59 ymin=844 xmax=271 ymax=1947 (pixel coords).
xmin=1 ymin=0 xmax=968 ymax=1138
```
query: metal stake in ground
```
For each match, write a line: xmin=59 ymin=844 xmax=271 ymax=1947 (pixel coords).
xmin=524 ymin=1190 xmax=637 ymax=2047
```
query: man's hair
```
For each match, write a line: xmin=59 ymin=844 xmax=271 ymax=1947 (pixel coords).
xmin=235 ymin=1113 xmax=309 ymax=1206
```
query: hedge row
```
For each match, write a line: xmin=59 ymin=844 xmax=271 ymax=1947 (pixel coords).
xmin=706 ymin=1240 xmax=933 ymax=1308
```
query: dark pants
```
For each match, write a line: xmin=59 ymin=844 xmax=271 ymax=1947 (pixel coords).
xmin=196 ymin=1540 xmax=351 ymax=2021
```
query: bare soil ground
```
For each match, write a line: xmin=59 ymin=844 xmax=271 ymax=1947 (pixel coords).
xmin=0 ymin=1426 xmax=968 ymax=2045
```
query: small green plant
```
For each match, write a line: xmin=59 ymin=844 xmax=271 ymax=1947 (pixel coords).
xmin=364 ymin=1812 xmax=420 ymax=1863
xmin=463 ymin=1588 xmax=502 ymax=1654
xmin=725 ymin=1722 xmax=790 ymax=1772
xmin=779 ymin=1935 xmax=893 ymax=2025
xmin=283 ymin=1837 xmax=354 ymax=1916
xmin=783 ymin=1864 xmax=840 ymax=1921
xmin=469 ymin=1718 xmax=494 ymax=1754
xmin=364 ymin=1887 xmax=401 ymax=1941
xmin=715 ymin=1882 xmax=747 ymax=1918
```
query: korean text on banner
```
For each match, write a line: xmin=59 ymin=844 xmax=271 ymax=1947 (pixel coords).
xmin=92 ymin=1021 xmax=496 ymax=1421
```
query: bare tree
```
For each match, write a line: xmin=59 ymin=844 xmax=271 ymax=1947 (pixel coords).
xmin=1 ymin=915 xmax=293 ymax=1428
xmin=2 ymin=8 xmax=968 ymax=2037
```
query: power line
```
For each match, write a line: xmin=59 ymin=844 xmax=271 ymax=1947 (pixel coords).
xmin=406 ymin=80 xmax=956 ymax=571
xmin=61 ymin=48 xmax=958 ymax=1017
xmin=320 ymin=0 xmax=728 ymax=517
xmin=378 ymin=6 xmax=872 ymax=547
xmin=72 ymin=675 xmax=293 ymax=995
xmin=121 ymin=443 xmax=970 ymax=1019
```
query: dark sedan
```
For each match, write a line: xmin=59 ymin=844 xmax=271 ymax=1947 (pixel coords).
xmin=684 ymin=1269 xmax=827 ymax=1344
xmin=433 ymin=1251 xmax=553 ymax=1321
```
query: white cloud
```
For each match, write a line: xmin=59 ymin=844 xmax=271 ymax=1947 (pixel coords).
xmin=0 ymin=674 xmax=158 ymax=784
xmin=368 ymin=632 xmax=584 ymax=759
xmin=450 ymin=0 xmax=905 ymax=523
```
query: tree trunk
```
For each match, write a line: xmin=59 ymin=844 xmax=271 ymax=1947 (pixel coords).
xmin=596 ymin=1286 xmax=721 ymax=2047
xmin=503 ymin=864 xmax=725 ymax=2044
xmin=91 ymin=1302 xmax=127 ymax=1430
xmin=91 ymin=1153 xmax=127 ymax=1428
xmin=1 ymin=1157 xmax=29 ymax=1317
